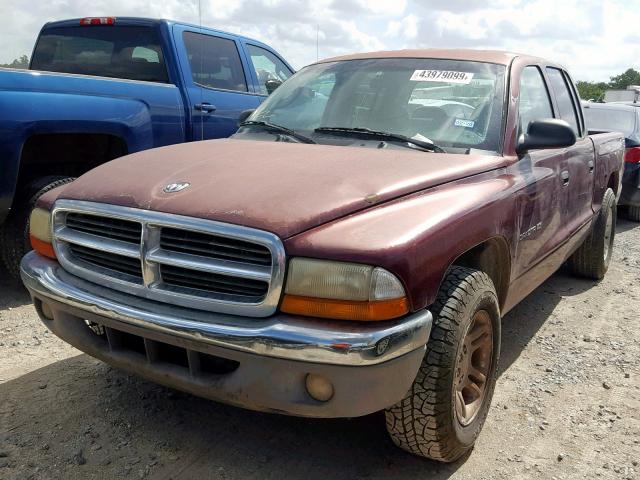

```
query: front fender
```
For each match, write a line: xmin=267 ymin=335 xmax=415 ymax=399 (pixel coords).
xmin=284 ymin=172 xmax=518 ymax=311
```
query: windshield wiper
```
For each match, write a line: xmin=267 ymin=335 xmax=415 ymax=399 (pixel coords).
xmin=240 ymin=120 xmax=316 ymax=144
xmin=314 ymin=127 xmax=444 ymax=152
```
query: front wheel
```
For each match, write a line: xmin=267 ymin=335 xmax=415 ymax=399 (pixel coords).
xmin=385 ymin=266 xmax=501 ymax=462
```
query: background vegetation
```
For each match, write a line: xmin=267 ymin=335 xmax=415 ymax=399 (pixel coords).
xmin=0 ymin=55 xmax=29 ymax=69
xmin=577 ymin=68 xmax=640 ymax=101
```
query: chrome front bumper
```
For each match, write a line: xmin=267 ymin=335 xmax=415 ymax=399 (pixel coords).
xmin=20 ymin=252 xmax=432 ymax=417
xmin=21 ymin=251 xmax=431 ymax=367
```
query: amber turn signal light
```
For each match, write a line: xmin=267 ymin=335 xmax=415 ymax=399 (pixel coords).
xmin=281 ymin=294 xmax=409 ymax=321
xmin=30 ymin=235 xmax=56 ymax=259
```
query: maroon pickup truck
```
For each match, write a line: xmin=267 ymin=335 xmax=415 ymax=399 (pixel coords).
xmin=21 ymin=50 xmax=623 ymax=462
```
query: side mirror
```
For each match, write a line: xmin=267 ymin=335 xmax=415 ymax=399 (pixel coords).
xmin=237 ymin=109 xmax=255 ymax=125
xmin=516 ymin=119 xmax=577 ymax=155
xmin=265 ymin=79 xmax=282 ymax=95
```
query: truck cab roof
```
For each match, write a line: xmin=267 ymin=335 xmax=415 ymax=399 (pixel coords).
xmin=41 ymin=17 xmax=274 ymax=50
xmin=317 ymin=49 xmax=560 ymax=69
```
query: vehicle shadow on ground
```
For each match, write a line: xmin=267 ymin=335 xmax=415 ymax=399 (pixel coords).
xmin=2 ymin=356 xmax=465 ymax=479
xmin=499 ymin=214 xmax=634 ymax=375
xmin=0 ymin=273 xmax=30 ymax=309
xmin=0 ymin=268 xmax=606 ymax=480
xmin=615 ymin=216 xmax=638 ymax=234
xmin=498 ymin=269 xmax=597 ymax=376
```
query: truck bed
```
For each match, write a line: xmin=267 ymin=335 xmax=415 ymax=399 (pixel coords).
xmin=589 ymin=131 xmax=626 ymax=205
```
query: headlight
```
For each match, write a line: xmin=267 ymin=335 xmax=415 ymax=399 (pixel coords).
xmin=29 ymin=208 xmax=56 ymax=259
xmin=281 ymin=258 xmax=409 ymax=321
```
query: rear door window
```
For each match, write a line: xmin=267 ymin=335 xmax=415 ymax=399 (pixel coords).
xmin=182 ymin=32 xmax=248 ymax=92
xmin=31 ymin=26 xmax=168 ymax=83
xmin=563 ymin=71 xmax=585 ymax=135
xmin=246 ymin=44 xmax=293 ymax=95
xmin=546 ymin=67 xmax=581 ymax=136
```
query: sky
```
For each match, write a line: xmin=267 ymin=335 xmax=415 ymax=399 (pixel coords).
xmin=0 ymin=0 xmax=638 ymax=82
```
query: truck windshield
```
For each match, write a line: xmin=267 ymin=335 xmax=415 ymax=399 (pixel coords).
xmin=247 ymin=58 xmax=506 ymax=153
xmin=31 ymin=26 xmax=168 ymax=83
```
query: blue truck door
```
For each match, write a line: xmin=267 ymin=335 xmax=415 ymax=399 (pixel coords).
xmin=173 ymin=25 xmax=261 ymax=140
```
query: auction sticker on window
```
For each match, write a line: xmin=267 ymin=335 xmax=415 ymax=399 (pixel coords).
xmin=410 ymin=70 xmax=474 ymax=84
xmin=454 ymin=118 xmax=475 ymax=128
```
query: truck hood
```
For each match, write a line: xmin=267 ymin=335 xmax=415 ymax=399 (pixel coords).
xmin=58 ymin=139 xmax=507 ymax=239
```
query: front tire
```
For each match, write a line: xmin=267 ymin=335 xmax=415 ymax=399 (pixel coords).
xmin=385 ymin=266 xmax=501 ymax=462
xmin=0 ymin=176 xmax=74 ymax=279
xmin=567 ymin=188 xmax=616 ymax=280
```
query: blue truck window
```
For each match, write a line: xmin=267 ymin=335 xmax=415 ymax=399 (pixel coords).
xmin=246 ymin=44 xmax=293 ymax=95
xmin=183 ymin=32 xmax=248 ymax=92
xmin=31 ymin=26 xmax=168 ymax=83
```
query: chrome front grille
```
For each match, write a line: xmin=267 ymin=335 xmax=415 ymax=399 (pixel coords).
xmin=159 ymin=227 xmax=272 ymax=266
xmin=159 ymin=264 xmax=269 ymax=298
xmin=66 ymin=213 xmax=142 ymax=244
xmin=52 ymin=200 xmax=286 ymax=317
xmin=68 ymin=243 xmax=144 ymax=282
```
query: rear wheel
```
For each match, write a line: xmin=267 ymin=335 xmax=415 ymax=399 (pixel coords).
xmin=0 ymin=176 xmax=74 ymax=280
xmin=627 ymin=205 xmax=640 ymax=222
xmin=567 ymin=188 xmax=616 ymax=280
xmin=385 ymin=266 xmax=501 ymax=462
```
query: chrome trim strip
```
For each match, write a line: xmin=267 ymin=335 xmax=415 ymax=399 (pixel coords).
xmin=21 ymin=252 xmax=432 ymax=366
xmin=56 ymin=227 xmax=141 ymax=258
xmin=51 ymin=199 xmax=286 ymax=317
xmin=25 ymin=68 xmax=178 ymax=87
xmin=141 ymin=224 xmax=160 ymax=287
xmin=148 ymin=249 xmax=272 ymax=281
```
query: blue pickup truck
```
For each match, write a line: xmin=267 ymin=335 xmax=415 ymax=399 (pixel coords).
xmin=0 ymin=17 xmax=293 ymax=278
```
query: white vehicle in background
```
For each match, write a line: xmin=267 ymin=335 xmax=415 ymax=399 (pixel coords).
xmin=604 ymin=85 xmax=640 ymax=103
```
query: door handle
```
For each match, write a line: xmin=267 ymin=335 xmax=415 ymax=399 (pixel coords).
xmin=195 ymin=103 xmax=217 ymax=113
xmin=561 ymin=170 xmax=570 ymax=186
xmin=588 ymin=160 xmax=595 ymax=173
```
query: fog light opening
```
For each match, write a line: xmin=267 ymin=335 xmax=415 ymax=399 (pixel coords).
xmin=84 ymin=320 xmax=106 ymax=337
xmin=39 ymin=300 xmax=54 ymax=321
xmin=305 ymin=373 xmax=334 ymax=402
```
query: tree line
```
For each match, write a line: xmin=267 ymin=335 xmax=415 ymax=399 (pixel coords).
xmin=1 ymin=54 xmax=640 ymax=102
xmin=576 ymin=68 xmax=640 ymax=101
xmin=0 ymin=55 xmax=29 ymax=69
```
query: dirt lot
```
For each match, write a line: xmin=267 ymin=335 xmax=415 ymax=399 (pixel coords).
xmin=1 ymin=220 xmax=639 ymax=480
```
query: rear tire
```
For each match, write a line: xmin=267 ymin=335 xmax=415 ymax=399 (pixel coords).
xmin=385 ymin=266 xmax=501 ymax=462
xmin=0 ymin=176 xmax=74 ymax=280
xmin=567 ymin=188 xmax=616 ymax=280
xmin=627 ymin=205 xmax=640 ymax=222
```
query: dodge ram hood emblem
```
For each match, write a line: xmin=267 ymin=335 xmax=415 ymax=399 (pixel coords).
xmin=163 ymin=182 xmax=191 ymax=193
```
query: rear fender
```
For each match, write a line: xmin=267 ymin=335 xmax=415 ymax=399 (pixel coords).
xmin=0 ymin=93 xmax=153 ymax=222
xmin=589 ymin=132 xmax=625 ymax=210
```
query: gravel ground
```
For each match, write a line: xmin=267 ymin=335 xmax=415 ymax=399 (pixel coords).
xmin=1 ymin=219 xmax=639 ymax=480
